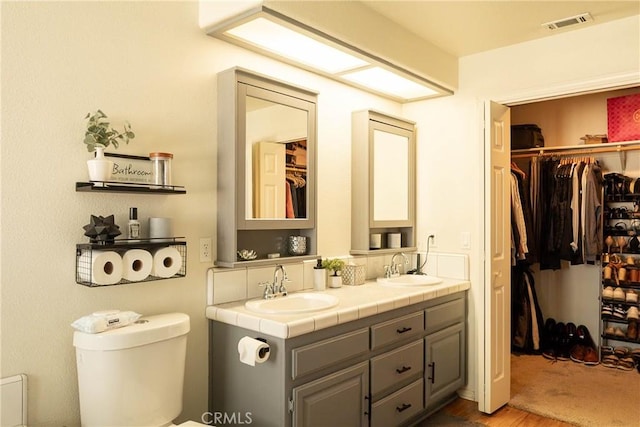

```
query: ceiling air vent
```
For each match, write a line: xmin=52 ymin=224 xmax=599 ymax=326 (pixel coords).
xmin=542 ymin=12 xmax=593 ymax=30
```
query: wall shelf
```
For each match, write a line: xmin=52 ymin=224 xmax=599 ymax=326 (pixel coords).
xmin=76 ymin=240 xmax=186 ymax=287
xmin=76 ymin=181 xmax=186 ymax=194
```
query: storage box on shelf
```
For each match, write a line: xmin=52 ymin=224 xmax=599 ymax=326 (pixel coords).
xmin=76 ymin=239 xmax=186 ymax=287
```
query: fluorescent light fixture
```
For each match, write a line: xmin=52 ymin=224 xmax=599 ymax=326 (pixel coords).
xmin=205 ymin=6 xmax=451 ymax=102
xmin=342 ymin=66 xmax=439 ymax=100
xmin=226 ymin=17 xmax=369 ymax=74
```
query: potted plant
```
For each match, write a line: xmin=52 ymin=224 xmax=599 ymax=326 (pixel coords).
xmin=84 ymin=110 xmax=135 ymax=182
xmin=322 ymin=258 xmax=345 ymax=288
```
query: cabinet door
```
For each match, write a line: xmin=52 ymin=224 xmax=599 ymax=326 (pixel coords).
xmin=292 ymin=361 xmax=369 ymax=427
xmin=424 ymin=323 xmax=465 ymax=408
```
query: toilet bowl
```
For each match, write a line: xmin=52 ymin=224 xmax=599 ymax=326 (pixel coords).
xmin=73 ymin=312 xmax=206 ymax=427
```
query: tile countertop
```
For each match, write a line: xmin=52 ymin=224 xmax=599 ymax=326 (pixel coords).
xmin=205 ymin=279 xmax=470 ymax=339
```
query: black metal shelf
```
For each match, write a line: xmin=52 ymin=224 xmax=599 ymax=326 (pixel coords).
xmin=75 ymin=240 xmax=186 ymax=287
xmin=601 ymin=333 xmax=640 ymax=345
xmin=76 ymin=181 xmax=186 ymax=194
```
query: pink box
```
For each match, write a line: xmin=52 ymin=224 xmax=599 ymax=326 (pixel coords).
xmin=607 ymin=93 xmax=640 ymax=142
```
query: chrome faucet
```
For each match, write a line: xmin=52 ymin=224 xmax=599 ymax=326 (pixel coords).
xmin=263 ymin=264 xmax=289 ymax=299
xmin=385 ymin=252 xmax=409 ymax=278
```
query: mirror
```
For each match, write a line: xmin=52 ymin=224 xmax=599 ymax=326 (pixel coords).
xmin=245 ymin=96 xmax=308 ymax=220
xmin=373 ymin=129 xmax=410 ymax=221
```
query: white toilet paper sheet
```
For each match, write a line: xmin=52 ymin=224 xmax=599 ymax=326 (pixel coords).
xmin=122 ymin=249 xmax=153 ymax=281
xmin=238 ymin=336 xmax=270 ymax=366
xmin=150 ymin=246 xmax=182 ymax=278
xmin=78 ymin=250 xmax=123 ymax=285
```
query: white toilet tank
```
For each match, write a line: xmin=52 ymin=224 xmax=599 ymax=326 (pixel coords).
xmin=73 ymin=312 xmax=190 ymax=427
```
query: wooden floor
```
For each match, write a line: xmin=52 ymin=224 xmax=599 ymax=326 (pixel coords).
xmin=426 ymin=397 xmax=574 ymax=426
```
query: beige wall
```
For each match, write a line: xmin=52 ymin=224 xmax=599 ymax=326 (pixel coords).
xmin=2 ymin=0 xmax=638 ymax=424
xmin=0 ymin=1 xmax=398 ymax=425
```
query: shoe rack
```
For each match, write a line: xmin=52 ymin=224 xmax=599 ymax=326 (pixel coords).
xmin=601 ymin=176 xmax=640 ymax=362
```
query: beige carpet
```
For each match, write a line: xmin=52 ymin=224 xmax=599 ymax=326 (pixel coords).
xmin=509 ymin=354 xmax=640 ymax=426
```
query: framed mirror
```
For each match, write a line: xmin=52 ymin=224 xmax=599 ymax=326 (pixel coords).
xmin=217 ymin=68 xmax=318 ymax=266
xmin=236 ymin=79 xmax=316 ymax=229
xmin=351 ymin=110 xmax=416 ymax=254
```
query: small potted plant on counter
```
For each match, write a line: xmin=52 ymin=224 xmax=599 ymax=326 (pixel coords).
xmin=322 ymin=258 xmax=345 ymax=288
xmin=84 ymin=109 xmax=135 ymax=182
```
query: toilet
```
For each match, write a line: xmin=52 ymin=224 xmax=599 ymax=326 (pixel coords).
xmin=73 ymin=312 xmax=206 ymax=427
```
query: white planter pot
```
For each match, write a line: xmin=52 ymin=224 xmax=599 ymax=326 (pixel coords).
xmin=87 ymin=147 xmax=113 ymax=182
xmin=329 ymin=275 xmax=342 ymax=288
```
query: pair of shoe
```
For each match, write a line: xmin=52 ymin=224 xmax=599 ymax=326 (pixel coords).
xmin=603 ymin=304 xmax=627 ymax=318
xmin=568 ymin=324 xmax=599 ymax=365
xmin=628 ymin=306 xmax=639 ymax=320
xmin=604 ymin=325 xmax=628 ymax=338
xmin=604 ymin=286 xmax=638 ymax=303
xmin=601 ymin=346 xmax=640 ymax=371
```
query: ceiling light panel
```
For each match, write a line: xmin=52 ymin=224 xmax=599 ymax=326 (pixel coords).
xmin=342 ymin=67 xmax=439 ymax=100
xmin=226 ymin=17 xmax=369 ymax=74
xmin=207 ymin=6 xmax=452 ymax=102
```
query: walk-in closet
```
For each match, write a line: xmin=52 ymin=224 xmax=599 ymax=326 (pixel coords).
xmin=507 ymin=86 xmax=640 ymax=424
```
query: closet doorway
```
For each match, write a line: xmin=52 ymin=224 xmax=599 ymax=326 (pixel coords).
xmin=480 ymin=84 xmax=640 ymax=416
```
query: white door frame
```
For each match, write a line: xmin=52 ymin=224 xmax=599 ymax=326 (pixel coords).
xmin=478 ymin=72 xmax=639 ymax=413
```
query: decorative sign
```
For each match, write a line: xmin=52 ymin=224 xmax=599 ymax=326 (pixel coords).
xmin=105 ymin=153 xmax=154 ymax=184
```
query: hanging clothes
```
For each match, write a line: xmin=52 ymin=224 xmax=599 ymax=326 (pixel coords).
xmin=511 ymin=266 xmax=545 ymax=354
xmin=527 ymin=156 xmax=603 ymax=270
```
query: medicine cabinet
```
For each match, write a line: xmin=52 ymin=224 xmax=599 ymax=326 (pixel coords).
xmin=351 ymin=110 xmax=416 ymax=254
xmin=216 ymin=67 xmax=318 ymax=267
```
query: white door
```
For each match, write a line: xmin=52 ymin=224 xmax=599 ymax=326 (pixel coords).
xmin=253 ymin=141 xmax=285 ymax=218
xmin=479 ymin=101 xmax=511 ymax=413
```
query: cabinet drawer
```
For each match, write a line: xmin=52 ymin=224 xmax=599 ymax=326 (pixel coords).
xmin=371 ymin=340 xmax=423 ymax=397
xmin=292 ymin=328 xmax=369 ymax=380
xmin=425 ymin=297 xmax=464 ymax=335
xmin=371 ymin=311 xmax=424 ymax=350
xmin=371 ymin=379 xmax=424 ymax=427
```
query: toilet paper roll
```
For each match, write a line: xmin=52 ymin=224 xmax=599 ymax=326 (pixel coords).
xmin=149 ymin=217 xmax=173 ymax=240
xmin=237 ymin=336 xmax=270 ymax=366
xmin=78 ymin=250 xmax=123 ymax=286
xmin=122 ymin=249 xmax=153 ymax=282
xmin=150 ymin=246 xmax=182 ymax=278
xmin=388 ymin=233 xmax=401 ymax=249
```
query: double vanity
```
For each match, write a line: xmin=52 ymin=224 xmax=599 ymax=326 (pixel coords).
xmin=209 ymin=66 xmax=468 ymax=426
xmin=206 ymin=276 xmax=469 ymax=427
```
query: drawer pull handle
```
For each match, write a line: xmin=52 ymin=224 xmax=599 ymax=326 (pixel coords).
xmin=396 ymin=326 xmax=412 ymax=334
xmin=396 ymin=365 xmax=412 ymax=374
xmin=428 ymin=362 xmax=436 ymax=384
xmin=396 ymin=403 xmax=412 ymax=413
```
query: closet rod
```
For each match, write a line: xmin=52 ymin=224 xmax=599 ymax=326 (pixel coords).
xmin=511 ymin=141 xmax=640 ymax=159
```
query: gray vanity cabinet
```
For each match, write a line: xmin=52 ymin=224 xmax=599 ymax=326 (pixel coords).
xmin=292 ymin=361 xmax=369 ymax=427
xmin=209 ymin=291 xmax=466 ymax=427
xmin=424 ymin=296 xmax=466 ymax=409
xmin=425 ymin=323 xmax=465 ymax=407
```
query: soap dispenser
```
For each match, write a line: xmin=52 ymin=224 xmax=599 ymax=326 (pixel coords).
xmin=313 ymin=259 xmax=326 ymax=291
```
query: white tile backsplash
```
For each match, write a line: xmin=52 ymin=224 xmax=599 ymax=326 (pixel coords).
xmin=212 ymin=269 xmax=247 ymax=305
xmin=207 ymin=253 xmax=469 ymax=306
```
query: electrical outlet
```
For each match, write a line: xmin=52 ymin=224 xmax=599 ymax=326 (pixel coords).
xmin=199 ymin=237 xmax=212 ymax=263
xmin=426 ymin=232 xmax=437 ymax=248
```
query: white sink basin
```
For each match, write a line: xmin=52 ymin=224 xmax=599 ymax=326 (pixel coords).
xmin=377 ymin=275 xmax=443 ymax=287
xmin=244 ymin=292 xmax=339 ymax=314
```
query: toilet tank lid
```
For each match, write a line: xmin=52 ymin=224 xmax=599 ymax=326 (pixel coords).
xmin=73 ymin=312 xmax=190 ymax=351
